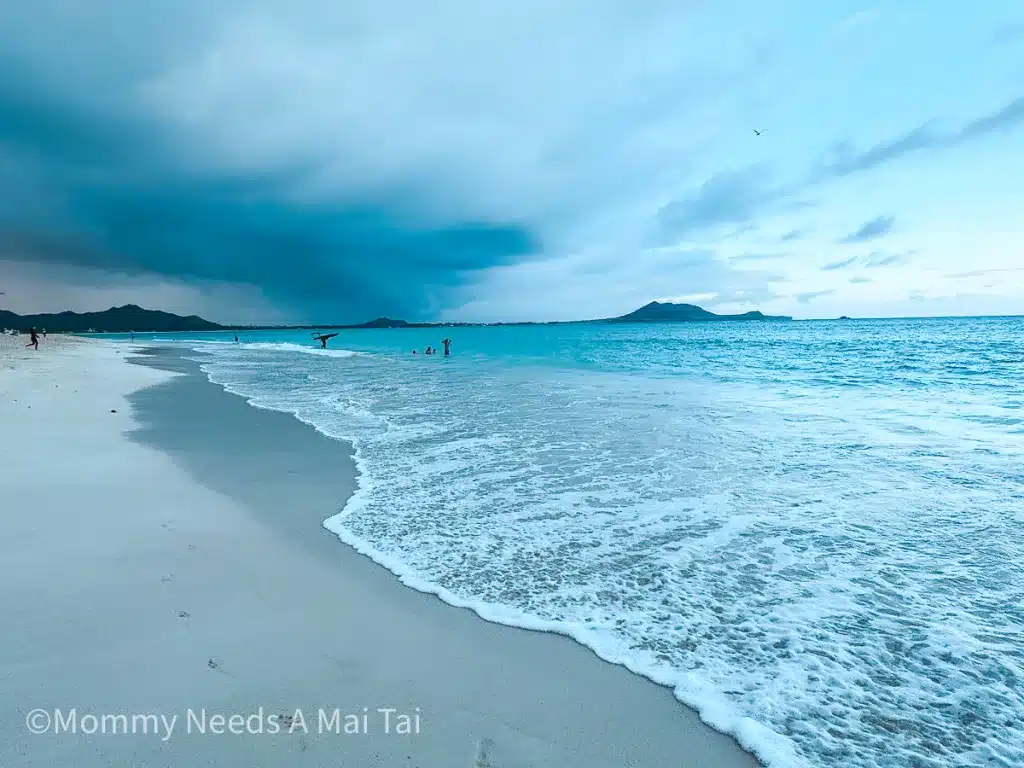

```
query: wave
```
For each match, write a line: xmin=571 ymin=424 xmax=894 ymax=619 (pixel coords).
xmin=321 ymin=509 xmax=797 ymax=767
xmin=194 ymin=348 xmax=795 ymax=767
xmin=190 ymin=322 xmax=1024 ymax=768
xmin=129 ymin=337 xmax=240 ymax=345
xmin=240 ymin=342 xmax=360 ymax=358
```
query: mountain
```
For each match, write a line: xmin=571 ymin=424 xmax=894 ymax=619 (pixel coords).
xmin=0 ymin=305 xmax=225 ymax=333
xmin=605 ymin=301 xmax=790 ymax=322
xmin=354 ymin=317 xmax=413 ymax=328
xmin=0 ymin=300 xmax=789 ymax=333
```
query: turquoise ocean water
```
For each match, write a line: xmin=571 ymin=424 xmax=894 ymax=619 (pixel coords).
xmin=116 ymin=317 xmax=1024 ymax=768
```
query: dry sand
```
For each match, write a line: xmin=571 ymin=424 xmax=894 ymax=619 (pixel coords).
xmin=0 ymin=335 xmax=762 ymax=767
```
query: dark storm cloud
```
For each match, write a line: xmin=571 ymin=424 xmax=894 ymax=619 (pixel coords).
xmin=0 ymin=63 xmax=536 ymax=322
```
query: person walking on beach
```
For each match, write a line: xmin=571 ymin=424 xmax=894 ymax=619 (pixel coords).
xmin=442 ymin=338 xmax=451 ymax=357
xmin=130 ymin=331 xmax=135 ymax=341
xmin=25 ymin=327 xmax=39 ymax=350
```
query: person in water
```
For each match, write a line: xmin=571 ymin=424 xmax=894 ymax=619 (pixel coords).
xmin=442 ymin=338 xmax=451 ymax=356
xmin=424 ymin=346 xmax=433 ymax=355
xmin=25 ymin=327 xmax=39 ymax=350
xmin=313 ymin=332 xmax=339 ymax=349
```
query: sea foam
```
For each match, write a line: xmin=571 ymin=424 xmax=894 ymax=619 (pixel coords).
xmin=188 ymin=317 xmax=1024 ymax=768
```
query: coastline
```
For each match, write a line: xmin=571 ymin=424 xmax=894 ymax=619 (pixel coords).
xmin=1 ymin=338 xmax=762 ymax=767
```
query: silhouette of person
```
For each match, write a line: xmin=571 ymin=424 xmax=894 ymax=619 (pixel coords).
xmin=442 ymin=338 xmax=451 ymax=356
xmin=25 ymin=327 xmax=39 ymax=350
xmin=313 ymin=333 xmax=338 ymax=349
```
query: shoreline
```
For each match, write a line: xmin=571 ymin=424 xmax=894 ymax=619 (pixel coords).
xmin=186 ymin=341 xmax=791 ymax=765
xmin=1 ymin=337 xmax=764 ymax=767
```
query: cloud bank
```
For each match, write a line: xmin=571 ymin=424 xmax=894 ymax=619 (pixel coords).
xmin=1 ymin=1 xmax=1022 ymax=320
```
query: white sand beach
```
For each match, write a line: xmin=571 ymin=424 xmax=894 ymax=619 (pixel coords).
xmin=0 ymin=335 xmax=762 ymax=767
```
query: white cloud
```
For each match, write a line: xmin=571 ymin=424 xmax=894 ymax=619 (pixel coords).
xmin=1 ymin=0 xmax=1022 ymax=320
xmin=137 ymin=0 xmax=747 ymax=237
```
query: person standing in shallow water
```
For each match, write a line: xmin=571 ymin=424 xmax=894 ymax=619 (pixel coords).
xmin=25 ymin=327 xmax=39 ymax=350
xmin=442 ymin=338 xmax=451 ymax=356
xmin=313 ymin=332 xmax=338 ymax=349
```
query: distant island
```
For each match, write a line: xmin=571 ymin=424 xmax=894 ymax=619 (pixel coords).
xmin=607 ymin=301 xmax=789 ymax=323
xmin=0 ymin=301 xmax=791 ymax=334
xmin=0 ymin=304 xmax=222 ymax=334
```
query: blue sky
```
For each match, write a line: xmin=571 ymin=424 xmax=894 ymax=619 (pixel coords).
xmin=0 ymin=1 xmax=1021 ymax=322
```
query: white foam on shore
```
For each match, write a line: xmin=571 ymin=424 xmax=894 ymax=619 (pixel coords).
xmin=241 ymin=342 xmax=359 ymax=358
xmin=3 ymin=335 xmax=770 ymax=768
xmin=189 ymin=346 xmax=795 ymax=766
xmin=322 ymin=507 xmax=798 ymax=767
xmin=186 ymin=328 xmax=1024 ymax=768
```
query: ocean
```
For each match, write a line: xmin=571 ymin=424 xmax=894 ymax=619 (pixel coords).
xmin=122 ymin=317 xmax=1024 ymax=768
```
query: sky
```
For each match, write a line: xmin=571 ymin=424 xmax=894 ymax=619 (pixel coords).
xmin=0 ymin=1 xmax=1022 ymax=323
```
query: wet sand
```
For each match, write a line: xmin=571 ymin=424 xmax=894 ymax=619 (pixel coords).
xmin=0 ymin=338 xmax=762 ymax=767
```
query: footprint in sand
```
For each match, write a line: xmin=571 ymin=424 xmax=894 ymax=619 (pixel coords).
xmin=178 ymin=610 xmax=190 ymax=619
xmin=161 ymin=574 xmax=174 ymax=585
xmin=187 ymin=544 xmax=197 ymax=551
xmin=276 ymin=714 xmax=309 ymax=751
xmin=206 ymin=658 xmax=236 ymax=679
xmin=474 ymin=738 xmax=496 ymax=768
